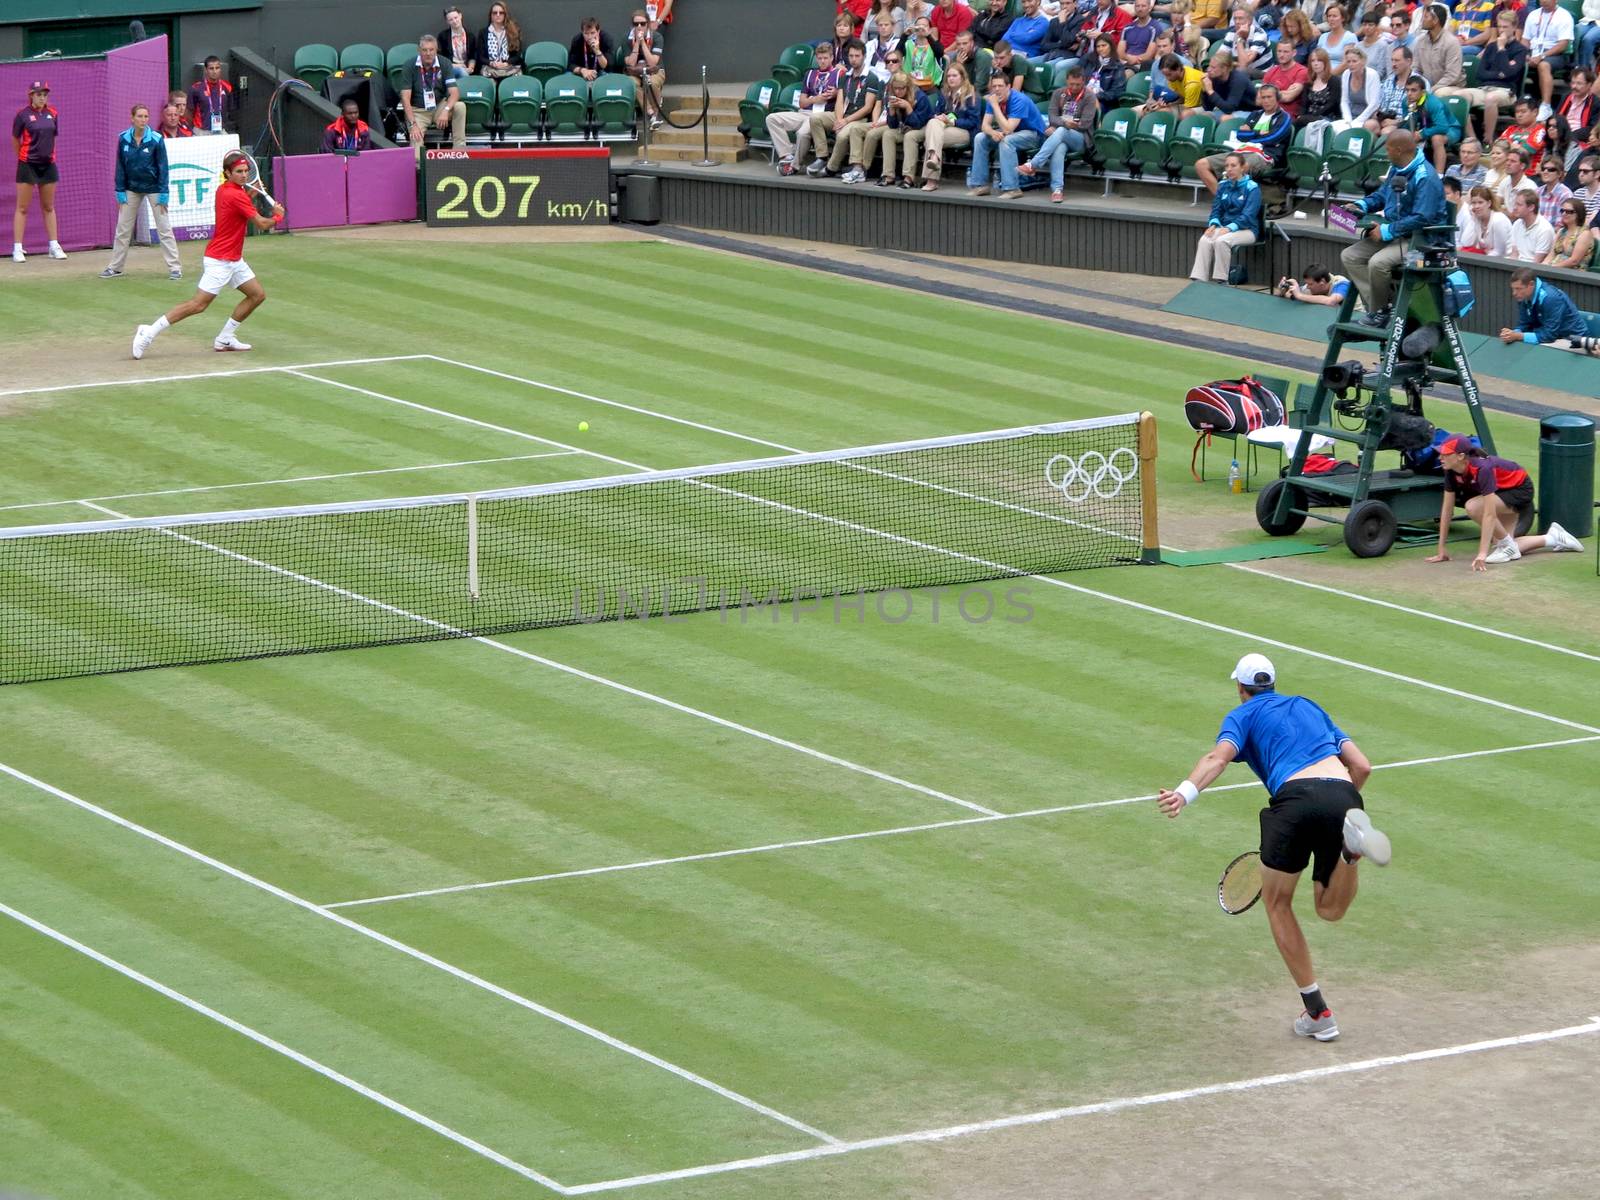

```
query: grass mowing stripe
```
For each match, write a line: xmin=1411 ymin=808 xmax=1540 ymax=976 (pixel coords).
xmin=0 ymin=899 xmax=572 ymax=1195
xmin=563 ymin=1016 xmax=1600 ymax=1195
xmin=0 ymin=453 xmax=577 ymax=514
xmin=0 ymin=355 xmax=431 ymax=398
xmin=0 ymin=758 xmax=842 ymax=1146
xmin=323 ymin=733 xmax=1600 ymax=908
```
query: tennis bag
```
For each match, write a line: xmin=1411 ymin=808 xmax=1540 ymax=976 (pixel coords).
xmin=1184 ymin=376 xmax=1285 ymax=436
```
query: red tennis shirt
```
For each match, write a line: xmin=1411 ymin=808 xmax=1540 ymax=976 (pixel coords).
xmin=205 ymin=179 xmax=256 ymax=261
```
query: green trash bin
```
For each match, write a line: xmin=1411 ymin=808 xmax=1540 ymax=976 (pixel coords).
xmin=1536 ymin=412 xmax=1595 ymax=536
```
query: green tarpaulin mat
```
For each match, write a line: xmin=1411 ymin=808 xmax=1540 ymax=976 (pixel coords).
xmin=1163 ymin=540 xmax=1329 ymax=566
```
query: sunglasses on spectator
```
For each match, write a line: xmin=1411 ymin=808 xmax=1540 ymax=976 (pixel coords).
xmin=633 ymin=19 xmax=647 ymax=25
xmin=887 ymin=55 xmax=903 ymax=62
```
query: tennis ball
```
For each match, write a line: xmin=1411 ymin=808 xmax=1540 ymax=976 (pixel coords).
xmin=578 ymin=421 xmax=589 ymax=433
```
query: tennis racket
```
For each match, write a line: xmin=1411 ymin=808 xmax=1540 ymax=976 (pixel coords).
xmin=236 ymin=153 xmax=283 ymax=219
xmin=1218 ymin=850 xmax=1263 ymax=915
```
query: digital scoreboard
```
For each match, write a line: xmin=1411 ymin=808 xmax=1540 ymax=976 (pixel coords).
xmin=423 ymin=147 xmax=611 ymax=227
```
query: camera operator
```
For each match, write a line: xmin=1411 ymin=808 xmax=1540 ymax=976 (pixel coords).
xmin=619 ymin=9 xmax=666 ymax=129
xmin=1277 ymin=262 xmax=1353 ymax=306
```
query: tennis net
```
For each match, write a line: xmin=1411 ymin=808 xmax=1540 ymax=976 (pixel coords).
xmin=0 ymin=411 xmax=1158 ymax=685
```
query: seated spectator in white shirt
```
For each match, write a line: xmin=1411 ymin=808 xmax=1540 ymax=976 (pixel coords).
xmin=1222 ymin=7 xmax=1271 ymax=76
xmin=1497 ymin=145 xmax=1541 ymax=207
xmin=1523 ymin=0 xmax=1576 ymax=118
xmin=1507 ymin=187 xmax=1556 ymax=259
xmin=1573 ymin=155 xmax=1600 ymax=223
xmin=1458 ymin=183 xmax=1514 ymax=255
xmin=866 ymin=11 xmax=904 ymax=79
xmin=1338 ymin=45 xmax=1382 ymax=129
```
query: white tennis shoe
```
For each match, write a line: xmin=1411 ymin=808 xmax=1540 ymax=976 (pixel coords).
xmin=1343 ymin=808 xmax=1391 ymax=866
xmin=1293 ymin=1009 xmax=1340 ymax=1041
xmin=1485 ymin=539 xmax=1521 ymax=564
xmin=213 ymin=335 xmax=252 ymax=352
xmin=48 ymin=243 xmax=67 ymax=260
xmin=131 ymin=324 xmax=154 ymax=360
xmin=1545 ymin=523 xmax=1583 ymax=553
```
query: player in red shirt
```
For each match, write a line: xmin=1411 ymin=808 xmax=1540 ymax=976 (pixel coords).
xmin=1425 ymin=435 xmax=1584 ymax=569
xmin=132 ymin=150 xmax=283 ymax=359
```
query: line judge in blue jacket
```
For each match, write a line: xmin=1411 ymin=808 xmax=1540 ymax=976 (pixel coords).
xmin=1190 ymin=152 xmax=1263 ymax=283
xmin=101 ymin=101 xmax=181 ymax=281
xmin=1340 ymin=129 xmax=1446 ymax=328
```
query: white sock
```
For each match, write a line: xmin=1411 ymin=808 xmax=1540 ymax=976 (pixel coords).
xmin=48 ymin=240 xmax=61 ymax=250
xmin=11 ymin=243 xmax=21 ymax=254
xmin=151 ymin=315 xmax=170 ymax=335
xmin=1545 ymin=529 xmax=1559 ymax=549
xmin=219 ymin=317 xmax=241 ymax=341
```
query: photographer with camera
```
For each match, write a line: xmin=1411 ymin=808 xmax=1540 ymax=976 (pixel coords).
xmin=1425 ymin=435 xmax=1584 ymax=569
xmin=1277 ymin=263 xmax=1353 ymax=306
xmin=1340 ymin=130 xmax=1446 ymax=329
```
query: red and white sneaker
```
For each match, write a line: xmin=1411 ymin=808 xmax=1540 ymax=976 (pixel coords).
xmin=213 ymin=335 xmax=252 ymax=352
xmin=1293 ymin=1008 xmax=1340 ymax=1041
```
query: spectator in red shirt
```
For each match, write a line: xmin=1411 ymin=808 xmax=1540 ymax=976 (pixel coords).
xmin=322 ymin=97 xmax=373 ymax=152
xmin=931 ymin=0 xmax=975 ymax=46
xmin=158 ymin=102 xmax=192 ymax=139
xmin=11 ymin=80 xmax=65 ymax=262
xmin=1264 ymin=37 xmax=1310 ymax=118
xmin=167 ymin=89 xmax=191 ymax=130
xmin=132 ymin=150 xmax=284 ymax=359
xmin=838 ymin=0 xmax=874 ymax=36
xmin=187 ymin=55 xmax=235 ymax=135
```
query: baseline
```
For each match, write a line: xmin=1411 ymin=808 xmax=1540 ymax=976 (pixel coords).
xmin=0 ymin=899 xmax=571 ymax=1194
xmin=434 ymin=356 xmax=1600 ymax=668
xmin=0 ymin=758 xmax=839 ymax=1146
xmin=564 ymin=1016 xmax=1600 ymax=1194
xmin=323 ymin=733 xmax=1600 ymax=909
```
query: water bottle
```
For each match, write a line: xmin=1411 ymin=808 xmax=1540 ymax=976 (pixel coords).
xmin=1228 ymin=459 xmax=1242 ymax=494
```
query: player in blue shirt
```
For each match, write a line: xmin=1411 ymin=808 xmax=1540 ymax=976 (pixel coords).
xmin=1158 ymin=653 xmax=1391 ymax=1042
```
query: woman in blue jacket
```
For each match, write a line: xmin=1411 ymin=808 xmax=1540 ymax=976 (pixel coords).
xmin=911 ymin=62 xmax=982 ymax=190
xmin=1190 ymin=152 xmax=1263 ymax=283
xmin=102 ymin=102 xmax=181 ymax=280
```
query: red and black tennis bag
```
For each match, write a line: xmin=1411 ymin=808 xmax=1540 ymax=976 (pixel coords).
xmin=1184 ymin=376 xmax=1286 ymax=435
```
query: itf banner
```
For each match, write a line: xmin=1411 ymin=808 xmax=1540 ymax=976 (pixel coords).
xmin=149 ymin=135 xmax=241 ymax=242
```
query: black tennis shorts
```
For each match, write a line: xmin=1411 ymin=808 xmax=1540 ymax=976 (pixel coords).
xmin=1453 ymin=481 xmax=1533 ymax=512
xmin=15 ymin=160 xmax=58 ymax=185
xmin=1260 ymin=778 xmax=1363 ymax=886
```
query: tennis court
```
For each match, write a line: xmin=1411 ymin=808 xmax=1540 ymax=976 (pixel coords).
xmin=2 ymin=238 xmax=1597 ymax=1199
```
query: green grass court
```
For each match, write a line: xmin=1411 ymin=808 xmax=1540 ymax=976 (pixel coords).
xmin=1 ymin=236 xmax=1597 ymax=1198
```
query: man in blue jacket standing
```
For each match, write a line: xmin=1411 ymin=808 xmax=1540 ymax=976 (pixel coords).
xmin=1501 ymin=267 xmax=1600 ymax=354
xmin=101 ymin=102 xmax=181 ymax=281
xmin=1340 ymin=130 xmax=1445 ymax=327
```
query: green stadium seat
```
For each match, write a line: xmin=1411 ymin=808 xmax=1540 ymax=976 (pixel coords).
xmin=1128 ymin=110 xmax=1177 ymax=174
xmin=1441 ymin=94 xmax=1471 ymax=137
xmin=523 ymin=40 xmax=569 ymax=85
xmin=544 ymin=74 xmax=591 ymax=139
xmin=773 ymin=82 xmax=803 ymax=113
xmin=1203 ymin=115 xmax=1248 ymax=153
xmin=497 ymin=76 xmax=542 ymax=139
xmin=1324 ymin=127 xmax=1372 ymax=190
xmin=591 ymin=74 xmax=637 ymax=137
xmin=1166 ymin=113 xmax=1216 ymax=177
xmin=739 ymin=79 xmax=783 ymax=137
xmin=340 ymin=43 xmax=385 ymax=75
xmin=1122 ymin=71 xmax=1152 ymax=108
xmin=386 ymin=43 xmax=419 ymax=93
xmin=1285 ymin=125 xmax=1322 ymax=186
xmin=1093 ymin=107 xmax=1137 ymax=166
xmin=771 ymin=43 xmax=815 ymax=87
xmin=1559 ymin=0 xmax=1583 ymax=20
xmin=293 ymin=44 xmax=338 ymax=90
xmin=1587 ymin=312 xmax=1600 ymax=335
xmin=1025 ymin=59 xmax=1054 ymax=105
xmin=1051 ymin=59 xmax=1073 ymax=89
xmin=457 ymin=75 xmax=497 ymax=139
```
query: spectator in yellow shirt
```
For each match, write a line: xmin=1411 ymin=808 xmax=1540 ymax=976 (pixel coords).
xmin=1139 ymin=53 xmax=1205 ymax=115
xmin=1192 ymin=0 xmax=1227 ymax=31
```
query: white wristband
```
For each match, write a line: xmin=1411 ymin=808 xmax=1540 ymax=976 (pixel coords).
xmin=1175 ymin=780 xmax=1199 ymax=805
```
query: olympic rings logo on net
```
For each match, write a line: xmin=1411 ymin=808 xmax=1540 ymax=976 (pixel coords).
xmin=1043 ymin=448 xmax=1139 ymax=503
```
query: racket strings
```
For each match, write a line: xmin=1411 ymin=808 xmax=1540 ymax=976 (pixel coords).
xmin=1218 ymin=852 xmax=1263 ymax=914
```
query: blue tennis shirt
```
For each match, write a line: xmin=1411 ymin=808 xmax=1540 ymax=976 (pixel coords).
xmin=1216 ymin=692 xmax=1351 ymax=796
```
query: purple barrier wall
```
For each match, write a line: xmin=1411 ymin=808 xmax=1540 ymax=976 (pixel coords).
xmin=347 ymin=149 xmax=417 ymax=225
xmin=271 ymin=154 xmax=346 ymax=230
xmin=0 ymin=36 xmax=167 ymax=254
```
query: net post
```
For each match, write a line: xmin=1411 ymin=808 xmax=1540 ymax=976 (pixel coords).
xmin=466 ymin=495 xmax=480 ymax=600
xmin=1138 ymin=411 xmax=1161 ymax=564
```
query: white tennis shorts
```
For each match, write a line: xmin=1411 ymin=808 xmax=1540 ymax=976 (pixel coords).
xmin=198 ymin=255 xmax=256 ymax=295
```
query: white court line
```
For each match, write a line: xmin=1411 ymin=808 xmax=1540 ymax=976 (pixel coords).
xmin=0 ymin=899 xmax=571 ymax=1194
xmin=0 ymin=355 xmax=431 ymax=398
xmin=0 ymin=758 xmax=839 ymax=1147
xmin=435 ymin=357 xmax=1600 ymax=668
xmin=1223 ymin=563 xmax=1600 ymax=665
xmin=323 ymin=733 xmax=1600 ymax=909
xmin=564 ymin=1016 xmax=1600 ymax=1194
xmin=0 ymin=452 xmax=577 ymax=515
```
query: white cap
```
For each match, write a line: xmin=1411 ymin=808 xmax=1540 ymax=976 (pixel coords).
xmin=1230 ymin=653 xmax=1276 ymax=687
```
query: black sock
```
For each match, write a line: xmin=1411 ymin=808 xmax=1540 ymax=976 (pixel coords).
xmin=1299 ymin=983 xmax=1326 ymax=1016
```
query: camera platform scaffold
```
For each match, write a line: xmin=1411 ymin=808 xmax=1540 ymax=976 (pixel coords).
xmin=1255 ymin=222 xmax=1505 ymax=558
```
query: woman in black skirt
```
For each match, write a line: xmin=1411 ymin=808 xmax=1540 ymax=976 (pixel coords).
xmin=12 ymin=80 xmax=65 ymax=262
